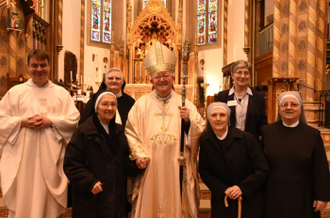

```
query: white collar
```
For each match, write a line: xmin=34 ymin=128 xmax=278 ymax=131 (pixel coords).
xmin=115 ymin=90 xmax=123 ymax=98
xmin=216 ymin=127 xmax=228 ymax=140
xmin=106 ymin=89 xmax=122 ymax=98
xmin=228 ymin=86 xmax=253 ymax=96
xmin=282 ymin=120 xmax=299 ymax=127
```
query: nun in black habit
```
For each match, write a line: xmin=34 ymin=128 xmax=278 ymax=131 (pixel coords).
xmin=199 ymin=102 xmax=269 ymax=218
xmin=261 ymin=91 xmax=330 ymax=218
xmin=64 ymin=91 xmax=148 ymax=218
xmin=79 ymin=68 xmax=135 ymax=126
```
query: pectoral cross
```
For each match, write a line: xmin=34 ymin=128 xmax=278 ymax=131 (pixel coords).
xmin=154 ymin=104 xmax=173 ymax=131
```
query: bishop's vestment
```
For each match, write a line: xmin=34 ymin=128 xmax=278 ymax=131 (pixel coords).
xmin=125 ymin=90 xmax=205 ymax=218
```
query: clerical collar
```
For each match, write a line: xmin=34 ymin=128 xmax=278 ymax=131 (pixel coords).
xmin=156 ymin=90 xmax=172 ymax=103
xmin=282 ymin=120 xmax=299 ymax=128
xmin=216 ymin=127 xmax=228 ymax=140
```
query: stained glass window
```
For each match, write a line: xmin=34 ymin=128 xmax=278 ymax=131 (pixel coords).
xmin=102 ymin=0 xmax=112 ymax=43
xmin=208 ymin=0 xmax=217 ymax=43
xmin=197 ymin=0 xmax=218 ymax=46
xmin=197 ymin=0 xmax=206 ymax=45
xmin=91 ymin=0 xmax=112 ymax=44
xmin=143 ymin=0 xmax=166 ymax=8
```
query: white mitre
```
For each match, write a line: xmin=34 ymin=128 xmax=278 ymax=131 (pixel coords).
xmin=143 ymin=41 xmax=177 ymax=77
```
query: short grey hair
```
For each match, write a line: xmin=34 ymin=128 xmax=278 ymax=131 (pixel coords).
xmin=231 ymin=60 xmax=252 ymax=75
xmin=104 ymin=68 xmax=124 ymax=81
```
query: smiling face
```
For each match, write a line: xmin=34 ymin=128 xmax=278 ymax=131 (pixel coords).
xmin=279 ymin=96 xmax=301 ymax=125
xmin=105 ymin=70 xmax=123 ymax=94
xmin=231 ymin=67 xmax=250 ymax=89
xmin=209 ymin=107 xmax=229 ymax=133
xmin=27 ymin=56 xmax=50 ymax=87
xmin=96 ymin=94 xmax=117 ymax=123
xmin=150 ymin=71 xmax=175 ymax=97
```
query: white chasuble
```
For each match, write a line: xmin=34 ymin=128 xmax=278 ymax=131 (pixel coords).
xmin=125 ymin=90 xmax=205 ymax=218
xmin=0 ymin=79 xmax=80 ymax=218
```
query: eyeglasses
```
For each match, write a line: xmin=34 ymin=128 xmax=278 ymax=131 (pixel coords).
xmin=280 ymin=102 xmax=300 ymax=108
xmin=152 ymin=74 xmax=172 ymax=81
xmin=100 ymin=102 xmax=117 ymax=108
xmin=234 ymin=71 xmax=250 ymax=76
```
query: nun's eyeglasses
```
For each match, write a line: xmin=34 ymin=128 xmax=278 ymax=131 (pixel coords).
xmin=280 ymin=102 xmax=300 ymax=108
xmin=100 ymin=102 xmax=117 ymax=108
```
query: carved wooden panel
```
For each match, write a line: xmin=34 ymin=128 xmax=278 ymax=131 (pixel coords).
xmin=64 ymin=51 xmax=78 ymax=84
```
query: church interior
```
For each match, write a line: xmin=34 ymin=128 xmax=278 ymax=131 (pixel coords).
xmin=0 ymin=0 xmax=330 ymax=217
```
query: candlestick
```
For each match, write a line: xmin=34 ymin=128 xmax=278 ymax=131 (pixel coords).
xmin=200 ymin=83 xmax=210 ymax=120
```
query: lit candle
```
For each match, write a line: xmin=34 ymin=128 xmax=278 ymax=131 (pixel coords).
xmin=204 ymin=71 xmax=207 ymax=84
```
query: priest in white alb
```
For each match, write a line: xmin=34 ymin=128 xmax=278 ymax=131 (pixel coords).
xmin=0 ymin=49 xmax=80 ymax=218
xmin=125 ymin=41 xmax=205 ymax=218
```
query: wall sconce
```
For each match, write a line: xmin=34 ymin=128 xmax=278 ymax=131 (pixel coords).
xmin=200 ymin=59 xmax=205 ymax=70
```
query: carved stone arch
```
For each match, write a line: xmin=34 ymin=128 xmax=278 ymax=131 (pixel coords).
xmin=127 ymin=0 xmax=180 ymax=84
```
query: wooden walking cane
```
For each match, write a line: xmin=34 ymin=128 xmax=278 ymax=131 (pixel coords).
xmin=224 ymin=195 xmax=242 ymax=218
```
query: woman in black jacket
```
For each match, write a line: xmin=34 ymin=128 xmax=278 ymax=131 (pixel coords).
xmin=216 ymin=60 xmax=267 ymax=142
xmin=64 ymin=91 xmax=148 ymax=218
xmin=199 ymin=102 xmax=269 ymax=218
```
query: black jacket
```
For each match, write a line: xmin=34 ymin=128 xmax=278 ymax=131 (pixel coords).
xmin=64 ymin=116 xmax=141 ymax=218
xmin=199 ymin=127 xmax=269 ymax=218
xmin=216 ymin=88 xmax=268 ymax=142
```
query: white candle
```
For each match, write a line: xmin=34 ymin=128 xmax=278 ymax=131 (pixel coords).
xmin=99 ymin=69 xmax=103 ymax=83
xmin=76 ymin=73 xmax=78 ymax=83
xmin=204 ymin=71 xmax=207 ymax=84
xmin=81 ymin=75 xmax=83 ymax=85
xmin=70 ymin=71 xmax=72 ymax=81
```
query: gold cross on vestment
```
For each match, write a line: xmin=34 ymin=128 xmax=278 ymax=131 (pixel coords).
xmin=154 ymin=103 xmax=173 ymax=131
